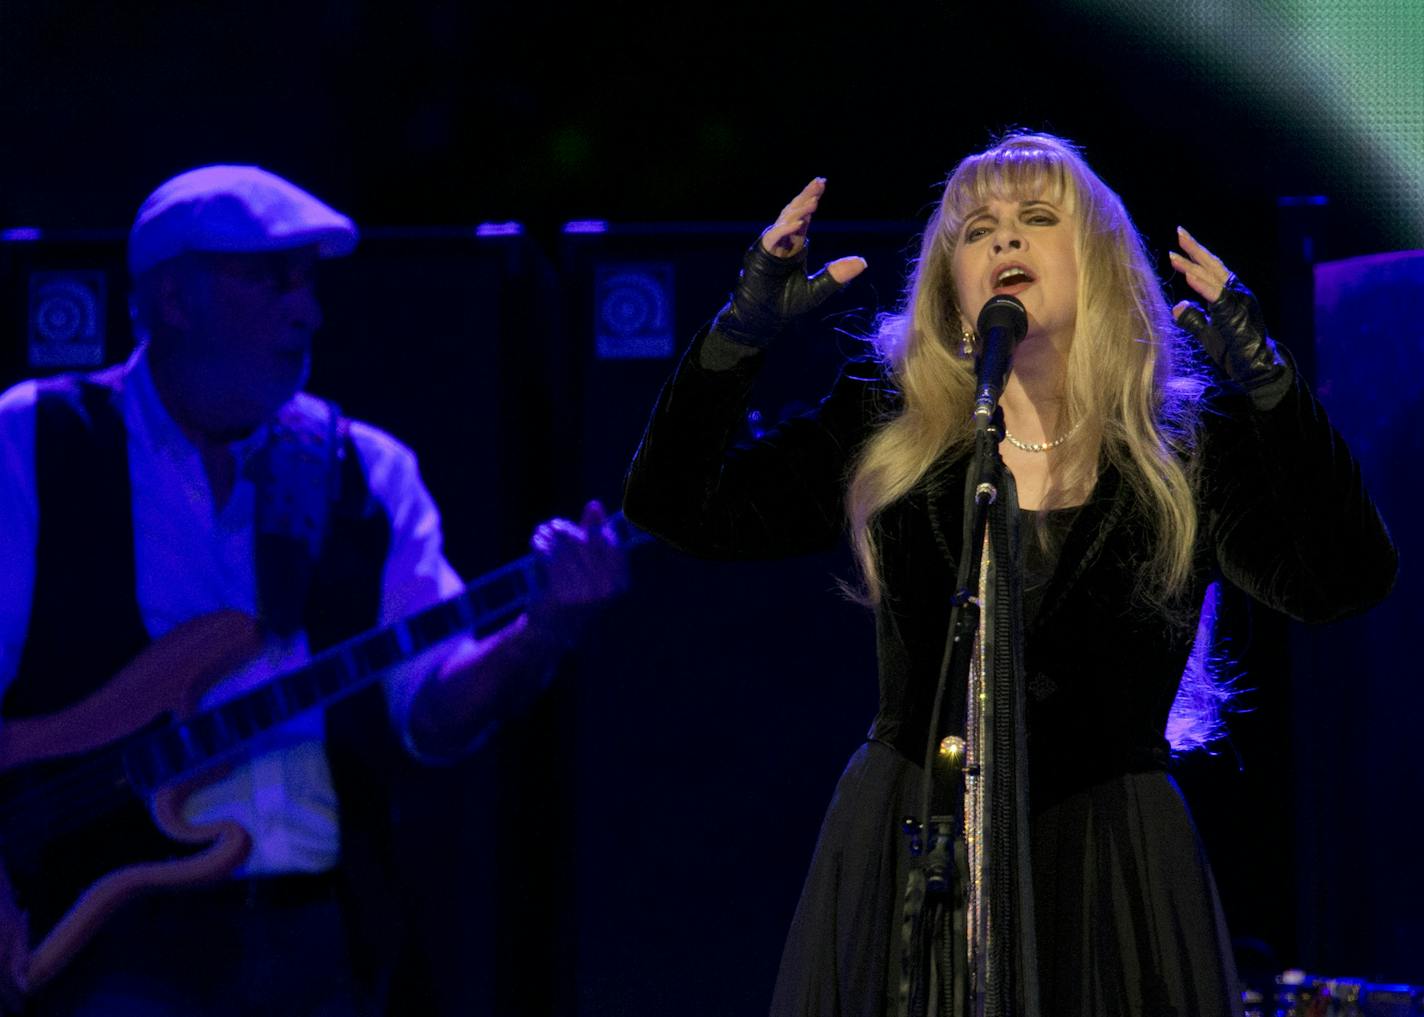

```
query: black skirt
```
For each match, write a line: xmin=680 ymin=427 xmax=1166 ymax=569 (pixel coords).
xmin=769 ymin=740 xmax=1243 ymax=1017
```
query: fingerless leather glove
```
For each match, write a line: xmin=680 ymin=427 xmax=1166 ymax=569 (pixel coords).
xmin=712 ymin=239 xmax=849 ymax=349
xmin=1176 ymin=275 xmax=1293 ymax=409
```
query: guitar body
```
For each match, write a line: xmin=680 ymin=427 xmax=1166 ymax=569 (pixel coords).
xmin=0 ymin=610 xmax=263 ymax=990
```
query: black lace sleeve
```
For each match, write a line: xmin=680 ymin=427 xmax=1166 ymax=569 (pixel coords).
xmin=1200 ymin=350 xmax=1397 ymax=623
xmin=623 ymin=327 xmax=886 ymax=560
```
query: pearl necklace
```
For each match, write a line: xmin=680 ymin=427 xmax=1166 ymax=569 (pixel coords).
xmin=1003 ymin=419 xmax=1082 ymax=453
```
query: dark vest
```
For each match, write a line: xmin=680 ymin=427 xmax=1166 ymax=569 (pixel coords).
xmin=3 ymin=370 xmax=405 ymax=996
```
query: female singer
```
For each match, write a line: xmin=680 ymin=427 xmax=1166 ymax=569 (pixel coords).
xmin=624 ymin=132 xmax=1395 ymax=1017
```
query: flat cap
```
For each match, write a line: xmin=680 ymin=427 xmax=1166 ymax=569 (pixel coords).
xmin=128 ymin=164 xmax=357 ymax=276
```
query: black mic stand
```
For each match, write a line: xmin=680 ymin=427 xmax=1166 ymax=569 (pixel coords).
xmin=900 ymin=409 xmax=1005 ymax=1017
xmin=901 ymin=299 xmax=1024 ymax=1017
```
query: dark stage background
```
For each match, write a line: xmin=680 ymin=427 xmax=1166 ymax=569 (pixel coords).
xmin=3 ymin=1 xmax=1421 ymax=1014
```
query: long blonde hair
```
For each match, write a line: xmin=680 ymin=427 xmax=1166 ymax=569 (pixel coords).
xmin=848 ymin=133 xmax=1206 ymax=605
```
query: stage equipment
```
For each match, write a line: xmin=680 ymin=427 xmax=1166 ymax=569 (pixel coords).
xmin=0 ymin=230 xmax=129 ymax=381
xmin=1264 ymin=970 xmax=1423 ymax=1017
xmin=1298 ymin=249 xmax=1424 ymax=980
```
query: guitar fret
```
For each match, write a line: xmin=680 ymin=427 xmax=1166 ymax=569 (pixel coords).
xmin=450 ymin=594 xmax=478 ymax=637
xmin=213 ymin=711 xmax=236 ymax=747
xmin=355 ymin=629 xmax=402 ymax=675
xmin=308 ymin=656 xmax=347 ymax=699
xmin=224 ymin=698 xmax=261 ymax=741
xmin=393 ymin=618 xmax=413 ymax=658
xmin=248 ymin=686 xmax=278 ymax=730
xmin=464 ymin=584 xmax=488 ymax=624
xmin=125 ymin=741 xmax=166 ymax=791
xmin=187 ymin=711 xmax=228 ymax=758
xmin=406 ymin=609 xmax=440 ymax=648
xmin=272 ymin=680 xmax=295 ymax=722
xmin=406 ymin=608 xmax=444 ymax=647
xmin=176 ymin=724 xmax=200 ymax=763
xmin=283 ymin=671 xmax=322 ymax=713
xmin=155 ymin=730 xmax=189 ymax=781
xmin=445 ymin=598 xmax=471 ymax=633
xmin=468 ymin=579 xmax=523 ymax=636
xmin=472 ymin=564 xmax=534 ymax=633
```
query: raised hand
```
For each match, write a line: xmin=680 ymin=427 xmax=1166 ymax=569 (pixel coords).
xmin=1168 ymin=227 xmax=1289 ymax=397
xmin=713 ymin=178 xmax=868 ymax=348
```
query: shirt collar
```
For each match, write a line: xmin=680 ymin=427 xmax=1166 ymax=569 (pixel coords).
xmin=120 ymin=343 xmax=274 ymax=467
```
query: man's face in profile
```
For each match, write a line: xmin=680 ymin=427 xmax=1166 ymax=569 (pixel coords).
xmin=179 ymin=246 xmax=323 ymax=431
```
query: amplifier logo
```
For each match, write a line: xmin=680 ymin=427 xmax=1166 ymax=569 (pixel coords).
xmin=29 ymin=271 xmax=107 ymax=368
xmin=594 ymin=263 xmax=674 ymax=360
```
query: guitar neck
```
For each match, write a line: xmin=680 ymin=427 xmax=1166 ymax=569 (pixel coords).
xmin=123 ymin=555 xmax=538 ymax=792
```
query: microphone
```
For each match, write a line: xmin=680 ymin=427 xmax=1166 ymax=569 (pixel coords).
xmin=972 ymin=295 xmax=1028 ymax=428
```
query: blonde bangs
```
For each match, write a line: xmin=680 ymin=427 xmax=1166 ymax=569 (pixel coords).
xmin=939 ymin=139 xmax=1081 ymax=243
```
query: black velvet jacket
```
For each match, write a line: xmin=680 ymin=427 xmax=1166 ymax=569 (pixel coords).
xmin=624 ymin=331 xmax=1398 ymax=808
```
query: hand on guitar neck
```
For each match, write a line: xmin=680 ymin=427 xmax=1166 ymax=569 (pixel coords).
xmin=408 ymin=500 xmax=630 ymax=758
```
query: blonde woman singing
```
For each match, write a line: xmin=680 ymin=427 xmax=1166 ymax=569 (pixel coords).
xmin=624 ymin=133 xmax=1395 ymax=1017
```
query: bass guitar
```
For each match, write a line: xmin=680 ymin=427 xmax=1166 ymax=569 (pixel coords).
xmin=0 ymin=520 xmax=628 ymax=991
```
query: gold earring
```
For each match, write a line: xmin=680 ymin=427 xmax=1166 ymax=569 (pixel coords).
xmin=959 ymin=324 xmax=975 ymax=357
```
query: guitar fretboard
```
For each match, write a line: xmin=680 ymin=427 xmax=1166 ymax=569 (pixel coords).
xmin=123 ymin=557 xmax=537 ymax=792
